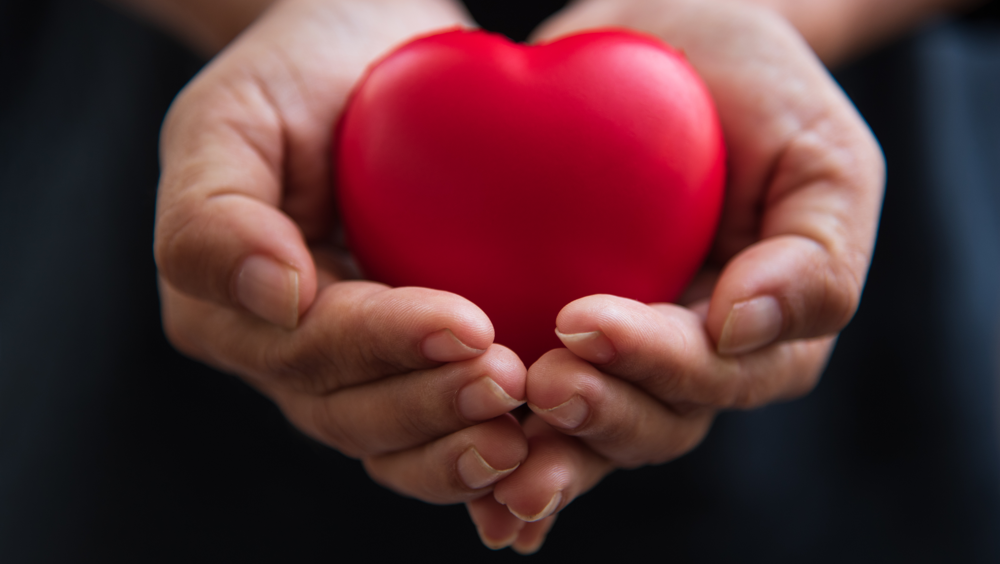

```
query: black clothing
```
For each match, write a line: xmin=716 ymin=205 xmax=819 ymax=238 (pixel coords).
xmin=1 ymin=0 xmax=999 ymax=561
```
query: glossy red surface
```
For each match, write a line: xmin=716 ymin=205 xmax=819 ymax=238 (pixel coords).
xmin=336 ymin=29 xmax=726 ymax=365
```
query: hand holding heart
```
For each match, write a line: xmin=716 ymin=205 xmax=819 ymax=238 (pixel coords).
xmin=153 ymin=0 xmax=884 ymax=555
xmin=155 ymin=0 xmax=535 ymax=509
xmin=449 ymin=0 xmax=883 ymax=550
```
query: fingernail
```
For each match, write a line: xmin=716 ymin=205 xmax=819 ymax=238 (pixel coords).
xmin=236 ymin=255 xmax=299 ymax=329
xmin=718 ymin=296 xmax=783 ymax=355
xmin=477 ymin=527 xmax=520 ymax=551
xmin=555 ymin=329 xmax=616 ymax=364
xmin=457 ymin=447 xmax=518 ymax=490
xmin=529 ymin=396 xmax=589 ymax=431
xmin=508 ymin=491 xmax=562 ymax=522
xmin=421 ymin=329 xmax=485 ymax=363
xmin=457 ymin=377 xmax=525 ymax=421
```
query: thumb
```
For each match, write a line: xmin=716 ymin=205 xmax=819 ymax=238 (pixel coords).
xmin=154 ymin=75 xmax=318 ymax=329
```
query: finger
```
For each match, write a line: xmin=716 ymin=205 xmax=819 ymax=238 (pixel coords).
xmin=532 ymin=0 xmax=885 ymax=355
xmin=678 ymin=4 xmax=883 ymax=354
xmin=466 ymin=494 xmax=558 ymax=553
xmin=154 ymin=0 xmax=474 ymax=328
xmin=160 ymin=281 xmax=494 ymax=396
xmin=556 ymin=294 xmax=833 ymax=409
xmin=467 ymin=495 xmax=526 ymax=550
xmin=512 ymin=516 xmax=557 ymax=555
xmin=275 ymin=345 xmax=526 ymax=458
xmin=710 ymin=45 xmax=883 ymax=353
xmin=155 ymin=65 xmax=321 ymax=329
xmin=493 ymin=415 xmax=613 ymax=523
xmin=705 ymin=168 xmax=882 ymax=355
xmin=527 ymin=349 xmax=715 ymax=468
xmin=697 ymin=25 xmax=884 ymax=355
xmin=362 ymin=414 xmax=527 ymax=505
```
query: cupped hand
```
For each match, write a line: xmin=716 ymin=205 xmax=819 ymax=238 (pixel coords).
xmin=467 ymin=0 xmax=885 ymax=553
xmin=154 ymin=0 xmax=531 ymax=505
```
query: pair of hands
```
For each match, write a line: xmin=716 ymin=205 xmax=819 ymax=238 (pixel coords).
xmin=153 ymin=0 xmax=884 ymax=554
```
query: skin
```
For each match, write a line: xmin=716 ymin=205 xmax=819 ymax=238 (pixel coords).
xmin=141 ymin=0 xmax=978 ymax=554
xmin=484 ymin=0 xmax=983 ymax=551
xmin=740 ymin=0 xmax=988 ymax=66
xmin=154 ymin=0 xmax=535 ymax=509
xmin=108 ymin=0 xmax=985 ymax=64
xmin=472 ymin=0 xmax=887 ymax=550
xmin=105 ymin=0 xmax=277 ymax=56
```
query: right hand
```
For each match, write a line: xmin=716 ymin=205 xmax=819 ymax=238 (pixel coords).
xmin=154 ymin=0 xmax=529 ymax=506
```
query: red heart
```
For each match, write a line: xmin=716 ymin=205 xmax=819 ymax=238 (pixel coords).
xmin=335 ymin=28 xmax=725 ymax=364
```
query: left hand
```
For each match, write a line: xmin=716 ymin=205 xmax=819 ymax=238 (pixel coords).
xmin=465 ymin=0 xmax=885 ymax=553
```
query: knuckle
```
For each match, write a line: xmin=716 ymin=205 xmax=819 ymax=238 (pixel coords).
xmin=254 ymin=284 xmax=415 ymax=399
xmin=357 ymin=307 xmax=404 ymax=374
xmin=261 ymin=344 xmax=309 ymax=382
xmin=260 ymin=340 xmax=340 ymax=395
xmin=390 ymin=389 xmax=440 ymax=443
xmin=786 ymin=242 xmax=867 ymax=339
xmin=726 ymin=358 xmax=771 ymax=409
xmin=153 ymin=199 xmax=208 ymax=290
xmin=350 ymin=291 xmax=404 ymax=367
xmin=348 ymin=287 xmax=427 ymax=375
xmin=600 ymin=422 xmax=646 ymax=467
xmin=687 ymin=361 xmax=738 ymax=408
xmin=727 ymin=341 xmax=829 ymax=409
xmin=633 ymin=313 xmax=698 ymax=400
xmin=819 ymin=261 xmax=863 ymax=333
xmin=308 ymin=399 xmax=363 ymax=458
xmin=622 ymin=415 xmax=711 ymax=468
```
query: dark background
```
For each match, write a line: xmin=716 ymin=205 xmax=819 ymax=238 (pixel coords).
xmin=1 ymin=0 xmax=999 ymax=561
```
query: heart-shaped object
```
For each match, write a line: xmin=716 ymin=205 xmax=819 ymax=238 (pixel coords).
xmin=335 ymin=28 xmax=725 ymax=364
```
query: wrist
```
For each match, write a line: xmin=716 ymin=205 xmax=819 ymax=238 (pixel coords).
xmin=724 ymin=0 xmax=989 ymax=66
xmin=108 ymin=0 xmax=472 ymax=58
xmin=105 ymin=0 xmax=277 ymax=56
xmin=260 ymin=0 xmax=473 ymax=66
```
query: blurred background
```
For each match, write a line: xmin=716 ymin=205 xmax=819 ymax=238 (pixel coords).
xmin=1 ymin=0 xmax=998 ymax=561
